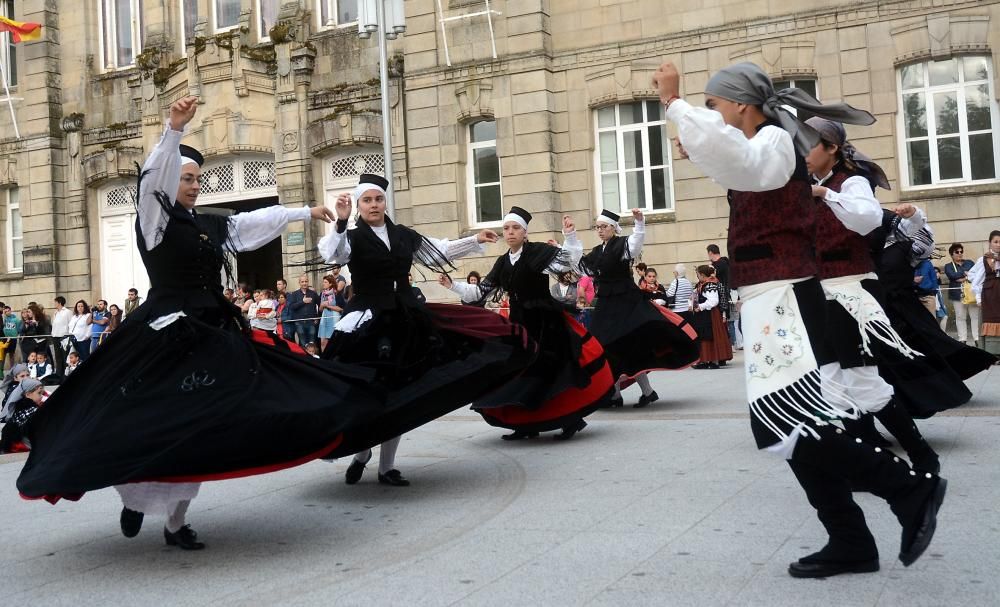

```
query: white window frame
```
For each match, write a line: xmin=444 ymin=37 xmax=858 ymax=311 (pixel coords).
xmin=98 ymin=0 xmax=144 ymax=70
xmin=896 ymin=56 xmax=1000 ymax=190
xmin=316 ymin=0 xmax=360 ymax=31
xmin=212 ymin=0 xmax=241 ymax=33
xmin=255 ymin=0 xmax=279 ymax=42
xmin=774 ymin=78 xmax=819 ymax=118
xmin=592 ymin=101 xmax=675 ymax=216
xmin=179 ymin=0 xmax=199 ymax=53
xmin=6 ymin=188 xmax=21 ymax=273
xmin=0 ymin=0 xmax=16 ymax=88
xmin=466 ymin=120 xmax=503 ymax=229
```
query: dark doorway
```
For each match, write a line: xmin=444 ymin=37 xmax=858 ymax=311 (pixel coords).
xmin=201 ymin=196 xmax=283 ymax=291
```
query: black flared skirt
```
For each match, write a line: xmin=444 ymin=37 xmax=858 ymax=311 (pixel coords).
xmin=473 ymin=311 xmax=614 ymax=433
xmin=590 ymin=289 xmax=699 ymax=379
xmin=16 ymin=308 xmax=386 ymax=503
xmin=322 ymin=302 xmax=536 ymax=451
xmin=873 ymin=282 xmax=993 ymax=418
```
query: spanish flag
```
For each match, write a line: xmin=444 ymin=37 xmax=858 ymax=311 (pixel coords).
xmin=0 ymin=16 xmax=42 ymax=43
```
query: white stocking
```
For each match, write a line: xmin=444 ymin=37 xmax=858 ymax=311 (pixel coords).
xmin=166 ymin=500 xmax=191 ymax=533
xmin=636 ymin=373 xmax=654 ymax=397
xmin=353 ymin=448 xmax=374 ymax=466
xmin=378 ymin=436 xmax=402 ymax=474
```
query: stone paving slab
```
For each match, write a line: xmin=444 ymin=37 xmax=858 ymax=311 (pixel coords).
xmin=1 ymin=357 xmax=997 ymax=606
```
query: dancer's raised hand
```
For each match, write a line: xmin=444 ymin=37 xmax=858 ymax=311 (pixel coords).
xmin=169 ymin=96 xmax=199 ymax=131
xmin=335 ymin=193 xmax=352 ymax=221
xmin=437 ymin=274 xmax=453 ymax=289
xmin=563 ymin=215 xmax=575 ymax=233
xmin=477 ymin=229 xmax=499 ymax=244
xmin=632 ymin=208 xmax=644 ymax=222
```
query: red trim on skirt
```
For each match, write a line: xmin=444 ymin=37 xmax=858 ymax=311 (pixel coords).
xmin=479 ymin=313 xmax=613 ymax=430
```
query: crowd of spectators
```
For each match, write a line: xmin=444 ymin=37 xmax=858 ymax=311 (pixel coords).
xmin=0 ymin=294 xmax=129 ymax=382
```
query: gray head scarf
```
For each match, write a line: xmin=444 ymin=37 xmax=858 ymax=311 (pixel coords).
xmin=704 ymin=63 xmax=876 ymax=157
xmin=805 ymin=117 xmax=891 ymax=191
xmin=1 ymin=363 xmax=28 ymax=392
xmin=2 ymin=374 xmax=40 ymax=421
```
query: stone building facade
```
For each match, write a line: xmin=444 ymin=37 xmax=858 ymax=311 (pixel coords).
xmin=1 ymin=0 xmax=999 ymax=308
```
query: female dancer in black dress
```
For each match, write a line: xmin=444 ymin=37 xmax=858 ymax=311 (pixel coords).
xmin=16 ymin=98 xmax=392 ymax=549
xmin=867 ymin=211 xmax=996 ymax=419
xmin=578 ymin=209 xmax=699 ymax=406
xmin=319 ymin=175 xmax=534 ymax=484
xmin=441 ymin=207 xmax=614 ymax=440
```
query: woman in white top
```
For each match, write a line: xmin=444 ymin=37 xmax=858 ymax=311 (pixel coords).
xmin=68 ymin=300 xmax=93 ymax=362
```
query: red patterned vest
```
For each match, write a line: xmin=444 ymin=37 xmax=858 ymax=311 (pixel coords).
xmin=815 ymin=167 xmax=876 ymax=280
xmin=726 ymin=123 xmax=816 ymax=288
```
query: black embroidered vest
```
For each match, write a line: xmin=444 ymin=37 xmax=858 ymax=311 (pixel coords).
xmin=581 ymin=237 xmax=637 ymax=297
xmin=815 ymin=167 xmax=876 ymax=280
xmin=726 ymin=122 xmax=816 ymax=288
xmin=345 ymin=221 xmax=424 ymax=312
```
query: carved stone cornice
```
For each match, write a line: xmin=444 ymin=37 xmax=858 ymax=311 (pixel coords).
xmin=82 ymin=145 xmax=144 ymax=186
xmin=82 ymin=123 xmax=142 ymax=147
xmin=308 ymin=81 xmax=382 ymax=110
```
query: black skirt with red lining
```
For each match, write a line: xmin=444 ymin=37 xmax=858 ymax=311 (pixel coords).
xmin=590 ymin=287 xmax=700 ymax=380
xmin=16 ymin=302 xmax=390 ymax=503
xmin=473 ymin=311 xmax=614 ymax=433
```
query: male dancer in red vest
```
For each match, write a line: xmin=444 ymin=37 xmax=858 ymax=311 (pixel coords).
xmin=654 ymin=61 xmax=946 ymax=578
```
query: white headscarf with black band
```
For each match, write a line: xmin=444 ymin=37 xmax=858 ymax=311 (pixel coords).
xmin=705 ymin=62 xmax=877 ymax=157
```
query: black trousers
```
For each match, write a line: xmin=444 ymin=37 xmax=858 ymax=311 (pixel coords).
xmin=787 ymin=422 xmax=933 ymax=562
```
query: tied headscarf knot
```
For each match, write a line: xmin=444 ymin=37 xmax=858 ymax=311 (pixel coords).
xmin=705 ymin=63 xmax=876 ymax=157
xmin=804 ymin=117 xmax=891 ymax=191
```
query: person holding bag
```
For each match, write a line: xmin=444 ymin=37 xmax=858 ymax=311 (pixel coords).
xmin=944 ymin=243 xmax=979 ymax=346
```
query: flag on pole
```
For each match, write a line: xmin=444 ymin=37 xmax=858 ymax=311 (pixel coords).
xmin=0 ymin=16 xmax=42 ymax=43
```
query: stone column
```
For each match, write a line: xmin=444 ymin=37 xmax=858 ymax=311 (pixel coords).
xmin=272 ymin=4 xmax=317 ymax=274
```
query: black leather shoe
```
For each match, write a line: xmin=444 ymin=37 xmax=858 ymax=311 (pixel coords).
xmin=501 ymin=430 xmax=539 ymax=440
xmin=345 ymin=459 xmax=366 ymax=485
xmin=605 ymin=397 xmax=624 ymax=408
xmin=120 ymin=507 xmax=144 ymax=538
xmin=554 ymin=419 xmax=587 ymax=440
xmin=634 ymin=391 xmax=659 ymax=408
xmin=377 ymin=469 xmax=410 ymax=486
xmin=692 ymin=362 xmax=710 ymax=370
xmin=707 ymin=362 xmax=720 ymax=369
xmin=788 ymin=558 xmax=879 ymax=578
xmin=164 ymin=525 xmax=205 ymax=550
xmin=900 ymin=477 xmax=947 ymax=566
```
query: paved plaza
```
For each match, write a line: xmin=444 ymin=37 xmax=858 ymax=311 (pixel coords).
xmin=2 ymin=355 xmax=998 ymax=606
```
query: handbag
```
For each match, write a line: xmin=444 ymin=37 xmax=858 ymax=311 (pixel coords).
xmin=664 ymin=279 xmax=677 ymax=307
xmin=953 ymin=263 xmax=977 ymax=305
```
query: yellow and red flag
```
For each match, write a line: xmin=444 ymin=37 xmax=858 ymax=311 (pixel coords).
xmin=0 ymin=16 xmax=41 ymax=43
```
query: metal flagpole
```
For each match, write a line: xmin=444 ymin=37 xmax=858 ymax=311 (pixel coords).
xmin=0 ymin=55 xmax=20 ymax=139
xmin=375 ymin=0 xmax=394 ymax=217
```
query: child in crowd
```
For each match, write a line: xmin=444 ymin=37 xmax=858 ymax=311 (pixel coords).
xmin=32 ymin=351 xmax=53 ymax=381
xmin=0 ymin=377 xmax=46 ymax=453
xmin=304 ymin=342 xmax=321 ymax=358
xmin=1 ymin=363 xmax=30 ymax=421
xmin=65 ymin=351 xmax=81 ymax=377
xmin=25 ymin=352 xmax=38 ymax=377
xmin=574 ymin=294 xmax=592 ymax=329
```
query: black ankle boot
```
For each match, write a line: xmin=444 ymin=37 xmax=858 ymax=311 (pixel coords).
xmin=874 ymin=400 xmax=940 ymax=475
xmin=791 ymin=423 xmax=944 ymax=567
